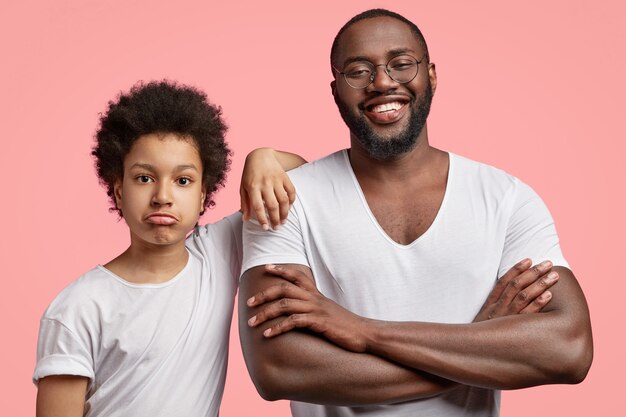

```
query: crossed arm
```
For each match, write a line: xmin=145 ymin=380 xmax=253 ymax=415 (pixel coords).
xmin=239 ymin=260 xmax=593 ymax=405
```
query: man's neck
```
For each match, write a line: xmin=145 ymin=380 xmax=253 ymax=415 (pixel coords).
xmin=349 ymin=129 xmax=440 ymax=183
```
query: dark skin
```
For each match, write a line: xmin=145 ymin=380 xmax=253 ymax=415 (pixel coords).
xmin=242 ymin=261 xmax=560 ymax=404
xmin=239 ymin=16 xmax=592 ymax=404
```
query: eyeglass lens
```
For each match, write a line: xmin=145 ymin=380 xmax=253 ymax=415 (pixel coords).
xmin=342 ymin=55 xmax=419 ymax=89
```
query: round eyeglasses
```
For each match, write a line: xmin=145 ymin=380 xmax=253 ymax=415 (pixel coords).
xmin=333 ymin=55 xmax=426 ymax=89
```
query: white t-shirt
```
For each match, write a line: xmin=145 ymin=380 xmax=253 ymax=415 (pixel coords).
xmin=242 ymin=151 xmax=568 ymax=417
xmin=34 ymin=213 xmax=242 ymax=417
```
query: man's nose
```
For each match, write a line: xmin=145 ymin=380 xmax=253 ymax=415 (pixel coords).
xmin=368 ymin=64 xmax=399 ymax=92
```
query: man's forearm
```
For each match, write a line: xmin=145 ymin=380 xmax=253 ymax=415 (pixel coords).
xmin=239 ymin=266 xmax=457 ymax=405
xmin=361 ymin=267 xmax=593 ymax=389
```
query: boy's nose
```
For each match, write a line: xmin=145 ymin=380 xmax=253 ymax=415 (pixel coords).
xmin=151 ymin=184 xmax=173 ymax=206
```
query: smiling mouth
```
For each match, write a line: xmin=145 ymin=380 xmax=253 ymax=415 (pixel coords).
xmin=367 ymin=101 xmax=406 ymax=113
xmin=363 ymin=99 xmax=409 ymax=125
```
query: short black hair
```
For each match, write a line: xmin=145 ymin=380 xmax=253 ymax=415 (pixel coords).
xmin=330 ymin=8 xmax=430 ymax=72
xmin=92 ymin=80 xmax=231 ymax=216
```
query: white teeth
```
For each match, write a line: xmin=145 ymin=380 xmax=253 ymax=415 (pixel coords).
xmin=373 ymin=102 xmax=403 ymax=113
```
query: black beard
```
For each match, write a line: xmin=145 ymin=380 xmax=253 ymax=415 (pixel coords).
xmin=336 ymin=82 xmax=433 ymax=160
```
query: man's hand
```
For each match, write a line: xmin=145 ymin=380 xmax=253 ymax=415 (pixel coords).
xmin=247 ymin=264 xmax=370 ymax=352
xmin=474 ymin=258 xmax=559 ymax=322
xmin=247 ymin=259 xmax=560 ymax=352
xmin=240 ymin=148 xmax=297 ymax=230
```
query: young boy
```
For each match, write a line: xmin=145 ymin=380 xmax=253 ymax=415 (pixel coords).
xmin=33 ymin=80 xmax=305 ymax=416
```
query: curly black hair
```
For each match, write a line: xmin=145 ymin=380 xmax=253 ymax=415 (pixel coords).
xmin=92 ymin=80 xmax=231 ymax=216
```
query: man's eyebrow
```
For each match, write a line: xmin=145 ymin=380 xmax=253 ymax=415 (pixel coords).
xmin=341 ymin=48 xmax=418 ymax=67
xmin=387 ymin=47 xmax=417 ymax=56
xmin=342 ymin=55 xmax=372 ymax=66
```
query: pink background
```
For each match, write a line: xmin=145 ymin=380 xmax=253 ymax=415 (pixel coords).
xmin=1 ymin=0 xmax=624 ymax=415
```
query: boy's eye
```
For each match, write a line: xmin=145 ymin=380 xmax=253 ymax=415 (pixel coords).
xmin=137 ymin=175 xmax=153 ymax=183
xmin=177 ymin=177 xmax=192 ymax=186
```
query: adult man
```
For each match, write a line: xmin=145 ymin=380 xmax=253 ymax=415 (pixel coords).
xmin=239 ymin=9 xmax=592 ymax=417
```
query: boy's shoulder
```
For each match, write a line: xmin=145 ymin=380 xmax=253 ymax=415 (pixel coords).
xmin=191 ymin=212 xmax=242 ymax=241
xmin=42 ymin=266 xmax=119 ymax=324
xmin=188 ymin=212 xmax=243 ymax=282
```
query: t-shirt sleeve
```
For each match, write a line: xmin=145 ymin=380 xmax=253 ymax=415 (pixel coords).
xmin=241 ymin=200 xmax=310 ymax=276
xmin=193 ymin=212 xmax=243 ymax=288
xmin=33 ymin=318 xmax=94 ymax=384
xmin=224 ymin=213 xmax=243 ymax=284
xmin=498 ymin=179 xmax=569 ymax=278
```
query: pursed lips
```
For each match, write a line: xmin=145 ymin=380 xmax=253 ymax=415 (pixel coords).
xmin=145 ymin=212 xmax=178 ymax=225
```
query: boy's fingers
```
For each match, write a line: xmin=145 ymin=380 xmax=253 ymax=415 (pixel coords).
xmin=240 ymin=189 xmax=250 ymax=221
xmin=284 ymin=176 xmax=296 ymax=205
xmin=250 ymin=191 xmax=269 ymax=230
xmin=275 ymin=184 xmax=291 ymax=224
xmin=261 ymin=187 xmax=281 ymax=229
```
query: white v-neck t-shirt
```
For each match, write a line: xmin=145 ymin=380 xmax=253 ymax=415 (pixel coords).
xmin=34 ymin=214 xmax=242 ymax=417
xmin=242 ymin=151 xmax=567 ymax=417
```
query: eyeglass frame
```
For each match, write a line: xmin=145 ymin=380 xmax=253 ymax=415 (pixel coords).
xmin=332 ymin=54 xmax=428 ymax=89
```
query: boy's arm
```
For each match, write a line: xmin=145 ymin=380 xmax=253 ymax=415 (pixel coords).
xmin=240 ymin=148 xmax=307 ymax=230
xmin=36 ymin=375 xmax=88 ymax=417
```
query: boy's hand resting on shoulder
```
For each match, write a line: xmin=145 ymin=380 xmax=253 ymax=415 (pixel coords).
xmin=240 ymin=148 xmax=306 ymax=231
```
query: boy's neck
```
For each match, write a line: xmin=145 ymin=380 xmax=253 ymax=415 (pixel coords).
xmin=104 ymin=240 xmax=189 ymax=284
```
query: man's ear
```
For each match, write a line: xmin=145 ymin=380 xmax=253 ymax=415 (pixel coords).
xmin=428 ymin=62 xmax=437 ymax=95
xmin=330 ymin=80 xmax=337 ymax=98
xmin=113 ymin=180 xmax=123 ymax=209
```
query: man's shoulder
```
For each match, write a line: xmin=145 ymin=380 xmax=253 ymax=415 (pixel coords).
xmin=288 ymin=150 xmax=348 ymax=183
xmin=451 ymin=152 xmax=521 ymax=193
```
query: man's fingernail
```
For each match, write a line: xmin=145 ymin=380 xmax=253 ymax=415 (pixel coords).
xmin=266 ymin=264 xmax=276 ymax=269
xmin=248 ymin=316 xmax=257 ymax=326
xmin=263 ymin=328 xmax=271 ymax=337
xmin=546 ymin=271 xmax=559 ymax=282
xmin=247 ymin=297 xmax=255 ymax=306
xmin=539 ymin=260 xmax=552 ymax=269
xmin=540 ymin=291 xmax=552 ymax=301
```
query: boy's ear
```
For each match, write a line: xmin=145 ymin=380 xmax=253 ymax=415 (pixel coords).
xmin=199 ymin=189 xmax=206 ymax=213
xmin=113 ymin=180 xmax=123 ymax=209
